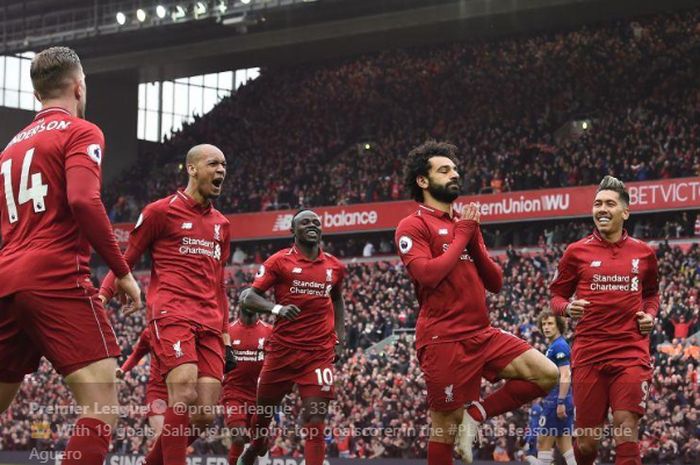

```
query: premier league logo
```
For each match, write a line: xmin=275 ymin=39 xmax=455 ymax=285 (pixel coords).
xmin=398 ymin=236 xmax=413 ymax=254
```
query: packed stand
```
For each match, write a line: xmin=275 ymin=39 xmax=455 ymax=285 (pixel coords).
xmin=105 ymin=9 xmax=700 ymax=220
xmin=2 ymin=233 xmax=698 ymax=461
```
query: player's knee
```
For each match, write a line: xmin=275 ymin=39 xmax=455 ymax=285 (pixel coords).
xmin=170 ymin=385 xmax=198 ymax=406
xmin=191 ymin=411 xmax=215 ymax=427
xmin=540 ymin=362 xmax=559 ymax=390
xmin=577 ymin=436 xmax=599 ymax=456
xmin=612 ymin=411 xmax=639 ymax=439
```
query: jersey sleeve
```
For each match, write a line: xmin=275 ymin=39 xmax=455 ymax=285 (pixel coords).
xmin=99 ymin=203 xmax=165 ymax=300
xmin=641 ymin=248 xmax=660 ymax=317
xmin=551 ymin=340 xmax=571 ymax=367
xmin=395 ymin=218 xmax=433 ymax=268
xmin=396 ymin=216 xmax=477 ymax=289
xmin=549 ymin=245 xmax=580 ymax=316
xmin=64 ymin=123 xmax=105 ymax=179
xmin=220 ymin=223 xmax=231 ymax=333
xmin=252 ymin=254 xmax=280 ymax=293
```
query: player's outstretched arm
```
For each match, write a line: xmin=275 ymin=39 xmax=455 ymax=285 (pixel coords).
xmin=241 ymin=287 xmax=300 ymax=320
xmin=99 ymin=206 xmax=161 ymax=305
xmin=468 ymin=227 xmax=503 ymax=293
xmin=120 ymin=331 xmax=151 ymax=373
xmin=65 ymin=165 xmax=131 ymax=279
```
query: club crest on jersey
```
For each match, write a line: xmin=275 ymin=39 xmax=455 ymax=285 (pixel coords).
xmin=258 ymin=337 xmax=266 ymax=350
xmin=398 ymin=235 xmax=413 ymax=254
xmin=326 ymin=268 xmax=333 ymax=282
xmin=214 ymin=224 xmax=221 ymax=241
xmin=631 ymin=258 xmax=640 ymax=274
xmin=87 ymin=144 xmax=102 ymax=166
xmin=173 ymin=340 xmax=183 ymax=358
xmin=444 ymin=384 xmax=454 ymax=403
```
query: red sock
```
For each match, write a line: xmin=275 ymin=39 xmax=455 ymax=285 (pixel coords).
xmin=62 ymin=417 xmax=112 ymax=465
xmin=428 ymin=441 xmax=454 ymax=465
xmin=480 ymin=380 xmax=547 ymax=419
xmin=615 ymin=441 xmax=641 ymax=465
xmin=161 ymin=406 xmax=190 ymax=465
xmin=228 ymin=443 xmax=245 ymax=465
xmin=574 ymin=439 xmax=597 ymax=465
xmin=304 ymin=423 xmax=325 ymax=465
xmin=145 ymin=435 xmax=163 ymax=465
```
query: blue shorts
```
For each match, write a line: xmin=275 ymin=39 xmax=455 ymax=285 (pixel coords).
xmin=537 ymin=403 xmax=574 ymax=437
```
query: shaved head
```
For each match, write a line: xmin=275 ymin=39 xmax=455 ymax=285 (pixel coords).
xmin=186 ymin=144 xmax=224 ymax=166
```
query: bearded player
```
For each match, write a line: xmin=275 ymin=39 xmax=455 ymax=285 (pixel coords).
xmin=535 ymin=311 xmax=575 ymax=465
xmin=0 ymin=47 xmax=142 ymax=465
xmin=395 ymin=141 xmax=558 ymax=465
xmin=220 ymin=295 xmax=273 ymax=465
xmin=550 ymin=176 xmax=659 ymax=465
xmin=116 ymin=326 xmax=168 ymax=441
xmin=100 ymin=144 xmax=234 ymax=465
xmin=238 ymin=209 xmax=346 ymax=465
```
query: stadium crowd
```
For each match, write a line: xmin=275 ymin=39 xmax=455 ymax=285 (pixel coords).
xmin=2 ymin=235 xmax=698 ymax=463
xmin=105 ymin=7 xmax=700 ymax=220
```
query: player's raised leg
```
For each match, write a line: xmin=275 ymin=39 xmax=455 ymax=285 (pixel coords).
xmin=457 ymin=336 xmax=558 ymax=462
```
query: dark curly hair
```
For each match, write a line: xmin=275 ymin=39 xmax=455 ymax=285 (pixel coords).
xmin=537 ymin=309 xmax=568 ymax=336
xmin=403 ymin=140 xmax=459 ymax=202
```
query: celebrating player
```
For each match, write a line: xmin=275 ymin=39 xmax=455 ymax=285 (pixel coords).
xmin=550 ymin=176 xmax=659 ymax=465
xmin=237 ymin=209 xmax=346 ymax=465
xmin=220 ymin=295 xmax=273 ymax=465
xmin=395 ymin=141 xmax=558 ymax=465
xmin=117 ymin=326 xmax=168 ymax=441
xmin=535 ymin=311 xmax=576 ymax=465
xmin=100 ymin=144 xmax=233 ymax=465
xmin=0 ymin=46 xmax=142 ymax=465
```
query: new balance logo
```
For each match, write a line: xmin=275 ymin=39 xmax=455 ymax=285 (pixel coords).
xmin=590 ymin=261 xmax=602 ymax=267
xmin=292 ymin=267 xmax=302 ymax=274
xmin=233 ymin=339 xmax=241 ymax=345
xmin=438 ymin=228 xmax=448 ymax=235
xmin=272 ymin=214 xmax=294 ymax=232
xmin=181 ymin=222 xmax=193 ymax=230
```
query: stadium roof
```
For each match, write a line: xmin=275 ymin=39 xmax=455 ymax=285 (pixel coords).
xmin=2 ymin=0 xmax=698 ymax=81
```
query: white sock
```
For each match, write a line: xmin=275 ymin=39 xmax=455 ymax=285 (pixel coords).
xmin=538 ymin=449 xmax=554 ymax=465
xmin=564 ymin=448 xmax=577 ymax=465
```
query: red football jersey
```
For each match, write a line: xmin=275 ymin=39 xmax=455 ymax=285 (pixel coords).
xmin=550 ymin=229 xmax=660 ymax=367
xmin=100 ymin=190 xmax=230 ymax=333
xmin=252 ymin=246 xmax=345 ymax=351
xmin=395 ymin=204 xmax=498 ymax=350
xmin=221 ymin=319 xmax=273 ymax=402
xmin=0 ymin=107 xmax=128 ymax=296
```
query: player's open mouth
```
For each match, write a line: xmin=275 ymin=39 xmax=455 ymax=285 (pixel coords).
xmin=597 ymin=217 xmax=611 ymax=225
xmin=212 ymin=178 xmax=224 ymax=188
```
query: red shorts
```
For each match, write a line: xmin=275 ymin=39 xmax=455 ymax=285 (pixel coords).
xmin=418 ymin=326 xmax=531 ymax=411
xmin=146 ymin=378 xmax=169 ymax=417
xmin=150 ymin=317 xmax=224 ymax=381
xmin=257 ymin=345 xmax=335 ymax=400
xmin=572 ymin=361 xmax=652 ymax=428
xmin=0 ymin=287 xmax=120 ymax=381
xmin=222 ymin=394 xmax=256 ymax=428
